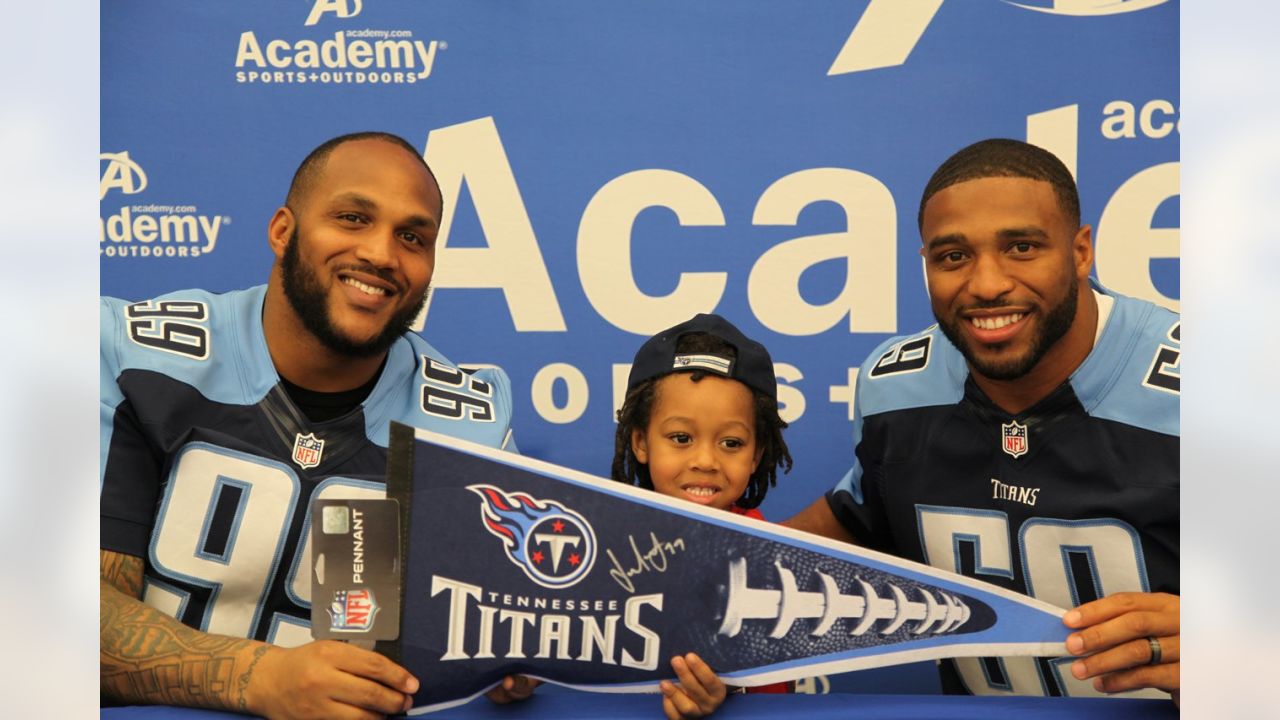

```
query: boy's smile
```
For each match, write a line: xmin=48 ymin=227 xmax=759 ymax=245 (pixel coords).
xmin=631 ymin=373 xmax=762 ymax=511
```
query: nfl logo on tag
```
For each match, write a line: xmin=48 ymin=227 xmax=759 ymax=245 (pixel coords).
xmin=328 ymin=589 xmax=378 ymax=632
xmin=1001 ymin=421 xmax=1028 ymax=459
xmin=292 ymin=432 xmax=324 ymax=469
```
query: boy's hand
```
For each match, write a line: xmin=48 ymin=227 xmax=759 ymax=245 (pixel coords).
xmin=660 ymin=653 xmax=728 ymax=719
xmin=485 ymin=675 xmax=541 ymax=704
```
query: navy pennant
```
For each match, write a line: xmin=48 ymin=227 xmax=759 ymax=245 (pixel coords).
xmin=388 ymin=425 xmax=1069 ymax=713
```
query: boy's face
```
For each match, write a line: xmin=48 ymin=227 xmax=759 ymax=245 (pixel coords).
xmin=631 ymin=373 xmax=763 ymax=511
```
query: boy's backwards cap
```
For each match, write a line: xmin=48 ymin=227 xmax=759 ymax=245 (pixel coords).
xmin=626 ymin=314 xmax=777 ymax=402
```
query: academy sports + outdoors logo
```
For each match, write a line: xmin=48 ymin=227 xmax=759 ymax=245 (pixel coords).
xmin=235 ymin=0 xmax=444 ymax=86
xmin=469 ymin=484 xmax=597 ymax=590
xmin=100 ymin=152 xmax=228 ymax=260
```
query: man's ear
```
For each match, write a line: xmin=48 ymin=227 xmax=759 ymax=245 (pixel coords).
xmin=1073 ymin=224 xmax=1094 ymax=281
xmin=267 ymin=207 xmax=295 ymax=260
xmin=631 ymin=429 xmax=649 ymax=463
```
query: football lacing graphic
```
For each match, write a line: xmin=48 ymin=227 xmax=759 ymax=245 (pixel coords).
xmin=719 ymin=558 xmax=970 ymax=638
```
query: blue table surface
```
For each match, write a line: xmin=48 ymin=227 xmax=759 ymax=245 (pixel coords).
xmin=104 ymin=692 xmax=1179 ymax=719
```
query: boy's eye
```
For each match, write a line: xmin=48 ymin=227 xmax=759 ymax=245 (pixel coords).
xmin=667 ymin=433 xmax=691 ymax=445
xmin=721 ymin=438 xmax=745 ymax=450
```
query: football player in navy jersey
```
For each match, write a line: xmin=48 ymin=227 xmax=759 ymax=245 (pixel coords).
xmin=785 ymin=139 xmax=1179 ymax=703
xmin=100 ymin=132 xmax=516 ymax=719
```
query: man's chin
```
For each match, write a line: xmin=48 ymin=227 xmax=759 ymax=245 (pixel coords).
xmin=967 ymin=349 xmax=1037 ymax=382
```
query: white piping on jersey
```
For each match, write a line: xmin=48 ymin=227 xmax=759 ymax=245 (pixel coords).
xmin=1092 ymin=289 xmax=1115 ymax=346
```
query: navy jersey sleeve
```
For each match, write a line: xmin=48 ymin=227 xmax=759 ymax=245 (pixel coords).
xmin=100 ymin=297 xmax=164 ymax=557
xmin=826 ymin=334 xmax=915 ymax=550
xmin=826 ymin=327 xmax=966 ymax=550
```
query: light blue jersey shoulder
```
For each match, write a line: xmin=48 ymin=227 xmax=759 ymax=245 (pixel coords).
xmin=854 ymin=324 xmax=970 ymax=418
xmin=101 ymin=286 xmax=270 ymax=413
xmin=368 ymin=331 xmax=516 ymax=450
xmin=1070 ymin=291 xmax=1180 ymax=437
xmin=101 ymin=285 xmax=515 ymax=451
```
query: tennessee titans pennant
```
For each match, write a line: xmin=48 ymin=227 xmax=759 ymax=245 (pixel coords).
xmin=385 ymin=424 xmax=1069 ymax=713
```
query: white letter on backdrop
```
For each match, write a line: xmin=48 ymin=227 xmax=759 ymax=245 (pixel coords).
xmin=749 ymin=169 xmax=896 ymax=336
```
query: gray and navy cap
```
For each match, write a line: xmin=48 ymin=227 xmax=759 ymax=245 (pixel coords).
xmin=625 ymin=314 xmax=777 ymax=402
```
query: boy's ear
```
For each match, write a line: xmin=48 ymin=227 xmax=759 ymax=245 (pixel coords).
xmin=631 ymin=429 xmax=649 ymax=463
xmin=751 ymin=445 xmax=764 ymax=473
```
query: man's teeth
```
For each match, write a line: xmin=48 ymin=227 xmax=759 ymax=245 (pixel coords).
xmin=344 ymin=277 xmax=387 ymax=296
xmin=970 ymin=313 xmax=1024 ymax=330
xmin=684 ymin=486 xmax=717 ymax=498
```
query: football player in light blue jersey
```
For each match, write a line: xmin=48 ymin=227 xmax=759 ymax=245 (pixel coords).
xmin=101 ymin=132 xmax=516 ymax=718
xmin=785 ymin=140 xmax=1179 ymax=704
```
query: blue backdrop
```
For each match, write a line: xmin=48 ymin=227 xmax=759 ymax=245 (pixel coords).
xmin=101 ymin=0 xmax=1178 ymax=695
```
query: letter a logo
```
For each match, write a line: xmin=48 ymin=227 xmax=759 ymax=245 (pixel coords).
xmin=304 ymin=0 xmax=362 ymax=26
xmin=99 ymin=152 xmax=148 ymax=201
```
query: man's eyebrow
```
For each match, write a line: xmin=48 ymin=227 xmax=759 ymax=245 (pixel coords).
xmin=996 ymin=227 xmax=1049 ymax=241
xmin=924 ymin=233 xmax=966 ymax=251
xmin=402 ymin=214 xmax=438 ymax=231
xmin=331 ymin=192 xmax=377 ymax=211
xmin=331 ymin=193 xmax=438 ymax=229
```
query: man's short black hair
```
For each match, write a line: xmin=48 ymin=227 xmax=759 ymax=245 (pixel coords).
xmin=285 ymin=131 xmax=444 ymax=213
xmin=917 ymin=138 xmax=1079 ymax=233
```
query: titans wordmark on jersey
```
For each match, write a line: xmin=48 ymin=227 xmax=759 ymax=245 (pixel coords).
xmin=828 ymin=286 xmax=1178 ymax=699
xmin=100 ymin=285 xmax=515 ymax=647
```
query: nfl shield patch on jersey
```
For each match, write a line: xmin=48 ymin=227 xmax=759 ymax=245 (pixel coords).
xmin=292 ymin=432 xmax=325 ymax=469
xmin=1001 ymin=421 xmax=1028 ymax=459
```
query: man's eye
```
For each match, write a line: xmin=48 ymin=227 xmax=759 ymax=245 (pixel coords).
xmin=400 ymin=231 xmax=422 ymax=245
xmin=337 ymin=212 xmax=366 ymax=223
xmin=1011 ymin=242 xmax=1033 ymax=254
xmin=941 ymin=251 xmax=966 ymax=264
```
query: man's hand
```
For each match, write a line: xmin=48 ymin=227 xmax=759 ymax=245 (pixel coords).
xmin=485 ymin=675 xmax=541 ymax=704
xmin=101 ymin=549 xmax=418 ymax=718
xmin=246 ymin=640 xmax=418 ymax=720
xmin=660 ymin=653 xmax=728 ymax=719
xmin=1064 ymin=591 xmax=1179 ymax=701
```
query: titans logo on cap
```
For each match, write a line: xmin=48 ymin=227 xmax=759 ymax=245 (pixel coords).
xmin=468 ymin=484 xmax=597 ymax=589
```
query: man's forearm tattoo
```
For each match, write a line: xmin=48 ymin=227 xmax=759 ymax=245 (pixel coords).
xmin=100 ymin=581 xmax=260 ymax=710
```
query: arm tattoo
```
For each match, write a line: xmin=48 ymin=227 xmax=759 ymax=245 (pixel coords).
xmin=100 ymin=551 xmax=144 ymax=598
xmin=237 ymin=645 xmax=270 ymax=712
xmin=100 ymin=579 xmax=269 ymax=711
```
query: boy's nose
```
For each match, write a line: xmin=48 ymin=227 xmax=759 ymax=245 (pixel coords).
xmin=689 ymin=441 xmax=718 ymax=471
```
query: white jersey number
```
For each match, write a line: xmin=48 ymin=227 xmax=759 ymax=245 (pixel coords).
xmin=147 ymin=443 xmax=384 ymax=646
xmin=916 ymin=506 xmax=1161 ymax=698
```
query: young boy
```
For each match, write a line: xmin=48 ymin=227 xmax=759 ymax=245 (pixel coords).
xmin=612 ymin=313 xmax=794 ymax=717
xmin=490 ymin=314 xmax=793 ymax=718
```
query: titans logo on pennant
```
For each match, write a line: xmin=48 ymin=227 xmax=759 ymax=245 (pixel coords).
xmin=468 ymin=484 xmax=597 ymax=589
xmin=1001 ymin=421 xmax=1028 ymax=459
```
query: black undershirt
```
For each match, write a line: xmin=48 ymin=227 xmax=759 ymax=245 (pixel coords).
xmin=279 ymin=366 xmax=382 ymax=422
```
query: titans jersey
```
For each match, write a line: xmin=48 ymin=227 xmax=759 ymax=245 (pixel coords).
xmin=827 ymin=287 xmax=1179 ymax=699
xmin=100 ymin=285 xmax=516 ymax=647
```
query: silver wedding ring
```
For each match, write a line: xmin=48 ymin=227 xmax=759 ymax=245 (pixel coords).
xmin=1146 ymin=636 xmax=1162 ymax=665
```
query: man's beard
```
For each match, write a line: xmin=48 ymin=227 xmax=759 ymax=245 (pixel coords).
xmin=280 ymin=230 xmax=428 ymax=358
xmin=936 ymin=273 xmax=1078 ymax=381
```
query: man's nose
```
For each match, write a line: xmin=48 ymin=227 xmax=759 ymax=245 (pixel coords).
xmin=967 ymin=252 xmax=1014 ymax=300
xmin=353 ymin=226 xmax=400 ymax=269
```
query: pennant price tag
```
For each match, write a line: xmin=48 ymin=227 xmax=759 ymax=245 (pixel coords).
xmin=311 ymin=498 xmax=401 ymax=641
